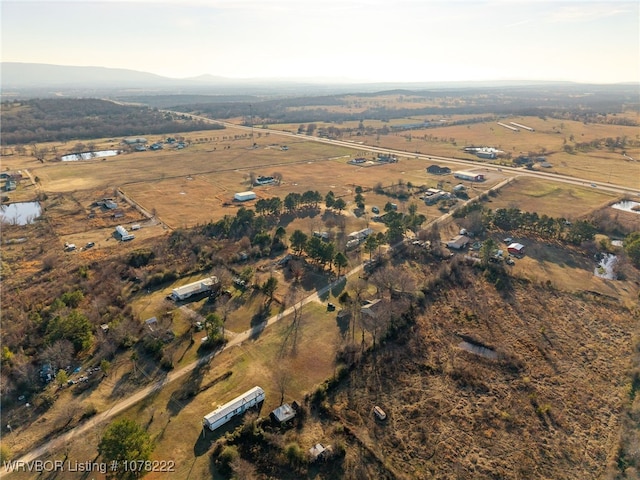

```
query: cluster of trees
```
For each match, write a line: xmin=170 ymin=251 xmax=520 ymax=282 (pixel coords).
xmin=202 ymin=190 xmax=324 ymax=242
xmin=1 ymin=254 xmax=144 ymax=405
xmin=289 ymin=230 xmax=344 ymax=271
xmin=623 ymin=232 xmax=640 ymax=268
xmin=1 ymin=98 xmax=223 ymax=145
xmin=455 ymin=204 xmax=597 ymax=246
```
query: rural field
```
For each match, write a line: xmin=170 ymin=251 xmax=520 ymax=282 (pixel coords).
xmin=2 ymin=92 xmax=640 ymax=480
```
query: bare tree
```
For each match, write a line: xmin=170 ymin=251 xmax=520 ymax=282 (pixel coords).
xmin=272 ymin=359 xmax=293 ymax=405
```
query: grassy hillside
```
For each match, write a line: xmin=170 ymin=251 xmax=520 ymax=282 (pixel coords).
xmin=203 ymin=259 xmax=639 ymax=479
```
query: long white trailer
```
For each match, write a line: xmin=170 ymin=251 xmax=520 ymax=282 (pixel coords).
xmin=171 ymin=276 xmax=218 ymax=301
xmin=203 ymin=386 xmax=265 ymax=431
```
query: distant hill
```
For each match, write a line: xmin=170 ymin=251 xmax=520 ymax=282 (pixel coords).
xmin=1 ymin=62 xmax=185 ymax=88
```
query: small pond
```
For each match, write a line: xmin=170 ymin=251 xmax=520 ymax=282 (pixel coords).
xmin=611 ymin=200 xmax=640 ymax=214
xmin=0 ymin=201 xmax=42 ymax=225
xmin=61 ymin=150 xmax=120 ymax=161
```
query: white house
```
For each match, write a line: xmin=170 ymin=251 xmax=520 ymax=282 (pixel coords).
xmin=203 ymin=386 xmax=265 ymax=431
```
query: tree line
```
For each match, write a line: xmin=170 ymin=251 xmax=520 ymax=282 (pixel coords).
xmin=0 ymin=98 xmax=223 ymax=145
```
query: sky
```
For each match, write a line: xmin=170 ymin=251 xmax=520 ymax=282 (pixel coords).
xmin=2 ymin=0 xmax=639 ymax=84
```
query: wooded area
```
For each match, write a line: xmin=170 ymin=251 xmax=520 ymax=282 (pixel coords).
xmin=0 ymin=98 xmax=223 ymax=145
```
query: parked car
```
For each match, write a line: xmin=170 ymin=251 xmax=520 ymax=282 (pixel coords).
xmin=85 ymin=241 xmax=95 ymax=249
xmin=371 ymin=206 xmax=380 ymax=214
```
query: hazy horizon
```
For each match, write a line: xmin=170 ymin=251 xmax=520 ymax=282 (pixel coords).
xmin=2 ymin=0 xmax=639 ymax=85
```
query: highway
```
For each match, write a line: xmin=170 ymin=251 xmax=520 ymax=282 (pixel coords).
xmin=174 ymin=112 xmax=640 ymax=198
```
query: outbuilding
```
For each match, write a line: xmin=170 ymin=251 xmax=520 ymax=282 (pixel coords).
xmin=271 ymin=403 xmax=297 ymax=423
xmin=453 ymin=171 xmax=485 ymax=182
xmin=507 ymin=243 xmax=525 ymax=256
xmin=446 ymin=235 xmax=470 ymax=250
xmin=115 ymin=225 xmax=134 ymax=241
xmin=234 ymin=191 xmax=257 ymax=202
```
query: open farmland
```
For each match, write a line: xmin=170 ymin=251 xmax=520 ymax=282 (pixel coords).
xmin=267 ymin=112 xmax=640 ymax=189
xmin=484 ymin=176 xmax=618 ymax=219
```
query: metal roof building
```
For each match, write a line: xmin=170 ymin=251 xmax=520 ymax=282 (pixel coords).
xmin=203 ymin=386 xmax=265 ymax=431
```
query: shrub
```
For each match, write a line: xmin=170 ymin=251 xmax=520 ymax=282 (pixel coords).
xmin=284 ymin=442 xmax=305 ymax=466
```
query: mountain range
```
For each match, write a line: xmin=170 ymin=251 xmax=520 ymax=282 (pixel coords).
xmin=1 ymin=62 xmax=590 ymax=98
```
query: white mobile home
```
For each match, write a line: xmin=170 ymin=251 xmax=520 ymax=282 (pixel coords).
xmin=171 ymin=276 xmax=219 ymax=301
xmin=203 ymin=386 xmax=265 ymax=431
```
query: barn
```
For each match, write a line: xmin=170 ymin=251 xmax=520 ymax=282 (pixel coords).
xmin=234 ymin=191 xmax=257 ymax=202
xmin=507 ymin=243 xmax=525 ymax=256
xmin=115 ymin=225 xmax=134 ymax=241
xmin=203 ymin=386 xmax=265 ymax=431
xmin=453 ymin=171 xmax=485 ymax=182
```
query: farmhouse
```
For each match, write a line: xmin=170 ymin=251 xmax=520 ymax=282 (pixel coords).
xmin=203 ymin=386 xmax=265 ymax=432
xmin=507 ymin=243 xmax=525 ymax=256
xmin=422 ymin=188 xmax=449 ymax=205
xmin=349 ymin=157 xmax=367 ymax=164
xmin=361 ymin=298 xmax=383 ymax=318
xmin=171 ymin=276 xmax=219 ymax=301
xmin=454 ymin=171 xmax=485 ymax=182
xmin=115 ymin=225 xmax=134 ymax=241
xmin=348 ymin=228 xmax=373 ymax=241
xmin=377 ymin=154 xmax=398 ymax=163
xmin=446 ymin=235 xmax=470 ymax=250
xmin=426 ymin=165 xmax=451 ymax=175
xmin=234 ymin=191 xmax=257 ymax=202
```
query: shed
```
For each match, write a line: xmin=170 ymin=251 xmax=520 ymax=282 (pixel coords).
xmin=271 ymin=403 xmax=296 ymax=423
xmin=234 ymin=191 xmax=257 ymax=202
xmin=309 ymin=443 xmax=332 ymax=461
xmin=145 ymin=317 xmax=158 ymax=331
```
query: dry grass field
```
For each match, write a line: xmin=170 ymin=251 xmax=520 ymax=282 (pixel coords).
xmin=2 ymin=103 xmax=640 ymax=479
xmin=484 ymin=176 xmax=618 ymax=219
xmin=325 ymin=277 xmax=638 ymax=479
xmin=269 ymin=114 xmax=640 ymax=189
